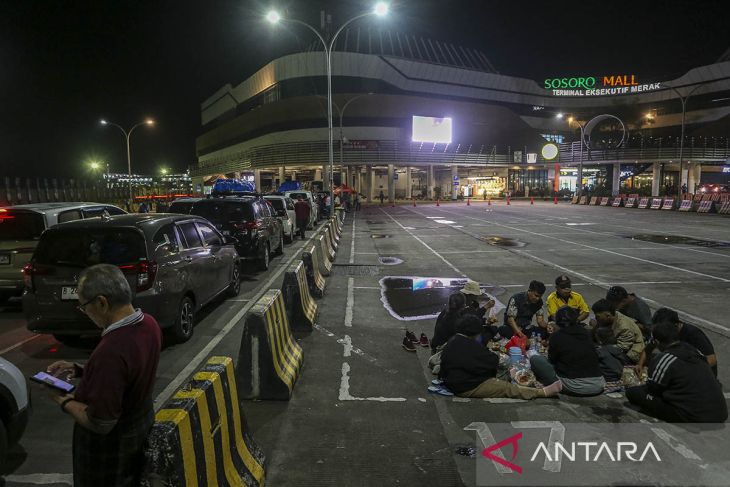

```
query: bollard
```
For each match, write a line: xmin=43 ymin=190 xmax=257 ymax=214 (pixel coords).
xmin=436 ymin=199 xmax=440 ymax=207
xmin=281 ymin=260 xmax=318 ymax=331
xmin=488 ymin=198 xmax=491 ymax=206
xmin=506 ymin=197 xmax=511 ymax=206
xmin=412 ymin=199 xmax=416 ymax=207
xmin=554 ymin=196 xmax=558 ymax=205
xmin=467 ymin=197 xmax=470 ymax=206
xmin=530 ymin=197 xmax=534 ymax=205
xmin=238 ymin=289 xmax=303 ymax=400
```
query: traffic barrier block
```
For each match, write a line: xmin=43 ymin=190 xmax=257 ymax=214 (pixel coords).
xmin=143 ymin=356 xmax=266 ymax=487
xmin=319 ymin=231 xmax=336 ymax=262
xmin=678 ymin=200 xmax=694 ymax=212
xmin=332 ymin=216 xmax=343 ymax=237
xmin=637 ymin=198 xmax=650 ymax=209
xmin=697 ymin=201 xmax=715 ymax=213
xmin=579 ymin=196 xmax=587 ymax=205
xmin=625 ymin=197 xmax=637 ymax=208
xmin=661 ymin=198 xmax=675 ymax=210
xmin=238 ymin=289 xmax=303 ymax=400
xmin=589 ymin=196 xmax=599 ymax=205
xmin=612 ymin=197 xmax=623 ymax=207
xmin=718 ymin=202 xmax=730 ymax=214
xmin=315 ymin=234 xmax=334 ymax=274
xmin=325 ymin=223 xmax=339 ymax=252
xmin=281 ymin=260 xmax=318 ymax=331
xmin=571 ymin=196 xmax=578 ymax=204
xmin=600 ymin=197 xmax=610 ymax=206
xmin=650 ymin=198 xmax=662 ymax=209
xmin=328 ymin=219 xmax=340 ymax=246
xmin=302 ymin=245 xmax=326 ymax=298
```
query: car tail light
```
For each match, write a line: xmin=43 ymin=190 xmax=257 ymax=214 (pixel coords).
xmin=118 ymin=260 xmax=157 ymax=292
xmin=245 ymin=220 xmax=262 ymax=231
xmin=0 ymin=209 xmax=14 ymax=220
xmin=22 ymin=262 xmax=52 ymax=290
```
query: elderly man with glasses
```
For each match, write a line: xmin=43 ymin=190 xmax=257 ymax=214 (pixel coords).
xmin=45 ymin=264 xmax=162 ymax=486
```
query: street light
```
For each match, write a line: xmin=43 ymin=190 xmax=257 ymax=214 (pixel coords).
xmin=266 ymin=4 xmax=388 ymax=215
xmin=160 ymin=167 xmax=169 ymax=175
xmin=100 ymin=118 xmax=155 ymax=202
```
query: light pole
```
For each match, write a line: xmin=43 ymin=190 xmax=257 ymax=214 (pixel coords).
xmin=664 ymin=83 xmax=705 ymax=201
xmin=267 ymin=3 xmax=388 ymax=216
xmin=558 ymin=113 xmax=585 ymax=196
xmin=100 ymin=118 xmax=155 ymax=203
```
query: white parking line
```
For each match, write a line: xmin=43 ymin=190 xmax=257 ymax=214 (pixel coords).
xmin=0 ymin=334 xmax=41 ymax=356
xmin=4 ymin=473 xmax=73 ymax=485
xmin=344 ymin=278 xmax=354 ymax=327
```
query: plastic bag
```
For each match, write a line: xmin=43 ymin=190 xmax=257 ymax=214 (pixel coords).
xmin=505 ymin=335 xmax=527 ymax=354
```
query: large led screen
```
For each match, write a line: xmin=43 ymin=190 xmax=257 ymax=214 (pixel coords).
xmin=412 ymin=116 xmax=452 ymax=143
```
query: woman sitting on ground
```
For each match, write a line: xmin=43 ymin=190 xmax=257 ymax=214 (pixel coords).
xmin=530 ymin=306 xmax=606 ymax=396
xmin=431 ymin=292 xmax=467 ymax=354
xmin=439 ymin=315 xmax=562 ymax=399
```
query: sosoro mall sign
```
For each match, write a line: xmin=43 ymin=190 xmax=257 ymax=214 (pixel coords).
xmin=543 ymin=75 xmax=661 ymax=96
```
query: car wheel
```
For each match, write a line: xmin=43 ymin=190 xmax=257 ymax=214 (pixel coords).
xmin=170 ymin=296 xmax=195 ymax=343
xmin=226 ymin=263 xmax=241 ymax=297
xmin=275 ymin=231 xmax=284 ymax=255
xmin=258 ymin=243 xmax=270 ymax=271
xmin=284 ymin=226 xmax=293 ymax=244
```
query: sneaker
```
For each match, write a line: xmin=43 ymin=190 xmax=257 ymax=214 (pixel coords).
xmin=405 ymin=331 xmax=418 ymax=344
xmin=431 ymin=379 xmax=444 ymax=385
xmin=427 ymin=385 xmax=454 ymax=396
xmin=402 ymin=335 xmax=417 ymax=352
xmin=419 ymin=333 xmax=430 ymax=348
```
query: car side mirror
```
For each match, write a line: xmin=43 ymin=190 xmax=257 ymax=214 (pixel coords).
xmin=223 ymin=235 xmax=238 ymax=246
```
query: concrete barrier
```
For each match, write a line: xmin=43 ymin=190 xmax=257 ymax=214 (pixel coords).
xmin=579 ymin=196 xmax=587 ymax=205
xmin=637 ymin=198 xmax=650 ymax=209
xmin=589 ymin=196 xmax=599 ymax=205
xmin=600 ymin=197 xmax=610 ymax=206
xmin=313 ymin=233 xmax=333 ymax=276
xmin=281 ymin=260 xmax=318 ymax=331
xmin=650 ymin=198 xmax=662 ymax=209
xmin=625 ymin=197 xmax=637 ymax=208
xmin=612 ymin=197 xmax=623 ymax=207
xmin=144 ymin=356 xmax=266 ymax=486
xmin=661 ymin=198 xmax=675 ymax=210
xmin=332 ymin=215 xmax=343 ymax=236
xmin=678 ymin=200 xmax=694 ymax=212
xmin=718 ymin=202 xmax=730 ymax=215
xmin=302 ymin=245 xmax=326 ymax=298
xmin=319 ymin=232 xmax=336 ymax=262
xmin=238 ymin=289 xmax=303 ymax=400
xmin=325 ymin=221 xmax=339 ymax=251
xmin=571 ymin=196 xmax=579 ymax=204
xmin=697 ymin=201 xmax=715 ymax=213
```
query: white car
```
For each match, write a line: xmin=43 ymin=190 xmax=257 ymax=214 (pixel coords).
xmin=0 ymin=357 xmax=29 ymax=468
xmin=264 ymin=195 xmax=296 ymax=243
xmin=282 ymin=191 xmax=318 ymax=229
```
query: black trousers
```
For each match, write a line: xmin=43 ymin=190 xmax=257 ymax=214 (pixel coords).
xmin=625 ymin=385 xmax=686 ymax=422
xmin=296 ymin=218 xmax=308 ymax=238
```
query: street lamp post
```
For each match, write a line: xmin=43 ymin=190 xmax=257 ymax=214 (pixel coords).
xmin=100 ymin=118 xmax=155 ymax=203
xmin=664 ymin=83 xmax=705 ymax=201
xmin=267 ymin=3 xmax=388 ymax=216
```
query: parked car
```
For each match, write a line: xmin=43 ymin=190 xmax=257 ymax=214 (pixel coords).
xmin=0 ymin=203 xmax=126 ymax=304
xmin=282 ymin=190 xmax=318 ymax=228
xmin=22 ymin=214 xmax=240 ymax=343
xmin=264 ymin=195 xmax=296 ymax=243
xmin=169 ymin=195 xmax=284 ymax=271
xmin=0 ymin=357 xmax=29 ymax=469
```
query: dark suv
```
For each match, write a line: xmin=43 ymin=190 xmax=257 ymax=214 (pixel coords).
xmin=169 ymin=196 xmax=284 ymax=270
xmin=22 ymin=214 xmax=240 ymax=343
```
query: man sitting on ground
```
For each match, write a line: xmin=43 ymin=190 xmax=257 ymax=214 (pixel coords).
xmin=546 ymin=275 xmax=590 ymax=322
xmin=605 ymin=286 xmax=653 ymax=332
xmin=591 ymin=299 xmax=645 ymax=364
xmin=498 ymin=280 xmax=548 ymax=339
xmin=439 ymin=315 xmax=561 ymax=399
xmin=626 ymin=321 xmax=727 ymax=423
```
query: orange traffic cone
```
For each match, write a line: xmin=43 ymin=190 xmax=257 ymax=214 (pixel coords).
xmin=467 ymin=197 xmax=471 ymax=206
xmin=391 ymin=199 xmax=395 ymax=208
xmin=436 ymin=199 xmax=440 ymax=207
xmin=506 ymin=197 xmax=511 ymax=206
xmin=530 ymin=197 xmax=534 ymax=205
xmin=554 ymin=196 xmax=558 ymax=205
xmin=412 ymin=198 xmax=416 ymax=207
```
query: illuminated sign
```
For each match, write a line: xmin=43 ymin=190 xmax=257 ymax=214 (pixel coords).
xmin=541 ymin=143 xmax=559 ymax=160
xmin=412 ymin=116 xmax=452 ymax=144
xmin=722 ymin=166 xmax=730 ymax=173
xmin=544 ymin=75 xmax=661 ymax=97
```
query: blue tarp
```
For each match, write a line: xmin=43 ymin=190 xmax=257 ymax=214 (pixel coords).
xmin=278 ymin=181 xmax=302 ymax=192
xmin=212 ymin=178 xmax=255 ymax=194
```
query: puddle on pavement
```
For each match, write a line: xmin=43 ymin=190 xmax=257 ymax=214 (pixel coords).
xmin=628 ymin=234 xmax=730 ymax=249
xmin=378 ymin=256 xmax=403 ymax=265
xmin=379 ymin=276 xmax=506 ymax=321
xmin=480 ymin=236 xmax=527 ymax=247
xmin=370 ymin=234 xmax=391 ymax=239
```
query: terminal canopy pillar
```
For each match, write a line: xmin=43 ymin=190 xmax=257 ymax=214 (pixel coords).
xmin=611 ymin=162 xmax=621 ymax=197
xmin=278 ymin=167 xmax=285 ymax=185
xmin=652 ymin=162 xmax=661 ymax=196
xmin=451 ymin=165 xmax=458 ymax=200
xmin=687 ymin=162 xmax=702 ymax=194
xmin=388 ymin=164 xmax=395 ymax=203
xmin=291 ymin=170 xmax=297 ymax=181
xmin=254 ymin=169 xmax=262 ymax=192
xmin=356 ymin=166 xmax=363 ymax=195
xmin=428 ymin=165 xmax=434 ymax=200
xmin=366 ymin=166 xmax=374 ymax=201
xmin=405 ymin=167 xmax=412 ymax=199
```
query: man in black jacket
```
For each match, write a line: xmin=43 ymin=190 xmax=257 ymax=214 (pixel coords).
xmin=626 ymin=322 xmax=727 ymax=423
xmin=439 ymin=315 xmax=561 ymax=399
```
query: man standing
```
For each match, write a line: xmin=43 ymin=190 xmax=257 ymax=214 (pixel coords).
xmin=626 ymin=322 xmax=727 ymax=423
xmin=379 ymin=190 xmax=385 ymax=205
xmin=45 ymin=264 xmax=162 ymax=486
xmin=294 ymin=197 xmax=310 ymax=240
xmin=498 ymin=280 xmax=548 ymax=339
xmin=605 ymin=286 xmax=653 ymax=331
xmin=546 ymin=275 xmax=590 ymax=322
xmin=591 ymin=299 xmax=645 ymax=364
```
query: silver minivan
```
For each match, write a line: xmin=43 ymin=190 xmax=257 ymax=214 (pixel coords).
xmin=22 ymin=214 xmax=240 ymax=343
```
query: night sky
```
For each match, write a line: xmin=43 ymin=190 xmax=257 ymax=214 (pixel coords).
xmin=2 ymin=0 xmax=729 ymax=178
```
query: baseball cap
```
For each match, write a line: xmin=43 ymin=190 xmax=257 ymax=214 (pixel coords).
xmin=555 ymin=275 xmax=572 ymax=289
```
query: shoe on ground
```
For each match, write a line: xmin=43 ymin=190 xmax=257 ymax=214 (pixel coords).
xmin=427 ymin=385 xmax=454 ymax=396
xmin=419 ymin=333 xmax=430 ymax=348
xmin=431 ymin=379 xmax=443 ymax=385
xmin=405 ymin=331 xmax=418 ymax=344
xmin=402 ymin=336 xmax=417 ymax=352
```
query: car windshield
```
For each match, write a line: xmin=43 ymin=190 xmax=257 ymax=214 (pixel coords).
xmin=288 ymin=192 xmax=309 ymax=200
xmin=190 ymin=200 xmax=254 ymax=222
xmin=267 ymin=199 xmax=285 ymax=211
xmin=0 ymin=210 xmax=45 ymax=240
xmin=33 ymin=228 xmax=146 ymax=267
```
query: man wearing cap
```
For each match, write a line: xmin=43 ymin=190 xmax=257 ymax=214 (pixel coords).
xmin=498 ymin=280 xmax=548 ymax=339
xmin=605 ymin=286 xmax=652 ymax=331
xmin=460 ymin=280 xmax=496 ymax=322
xmin=546 ymin=276 xmax=590 ymax=323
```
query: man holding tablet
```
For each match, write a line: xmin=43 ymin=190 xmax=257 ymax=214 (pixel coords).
xmin=44 ymin=264 xmax=162 ymax=486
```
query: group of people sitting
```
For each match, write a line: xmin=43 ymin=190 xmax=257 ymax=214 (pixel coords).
xmin=426 ymin=276 xmax=727 ymax=423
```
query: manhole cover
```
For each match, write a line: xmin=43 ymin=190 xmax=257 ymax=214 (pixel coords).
xmin=481 ymin=236 xmax=526 ymax=247
xmin=378 ymin=256 xmax=403 ymax=265
xmin=331 ymin=265 xmax=380 ymax=276
xmin=627 ymin=234 xmax=730 ymax=248
xmin=371 ymin=234 xmax=391 ymax=239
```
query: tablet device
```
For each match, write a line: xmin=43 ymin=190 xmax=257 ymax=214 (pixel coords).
xmin=30 ymin=371 xmax=75 ymax=393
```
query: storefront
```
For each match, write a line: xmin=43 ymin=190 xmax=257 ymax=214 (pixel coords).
xmin=463 ymin=176 xmax=507 ymax=197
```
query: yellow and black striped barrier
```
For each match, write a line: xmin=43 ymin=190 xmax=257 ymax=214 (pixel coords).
xmin=281 ymin=260 xmax=318 ymax=331
xmin=302 ymin=245 xmax=326 ymax=298
xmin=238 ymin=289 xmax=303 ymax=400
xmin=144 ymin=356 xmax=266 ymax=487
xmin=325 ymin=221 xmax=339 ymax=251
xmin=318 ymin=232 xmax=336 ymax=263
xmin=313 ymin=234 xmax=333 ymax=276
xmin=332 ymin=215 xmax=343 ymax=235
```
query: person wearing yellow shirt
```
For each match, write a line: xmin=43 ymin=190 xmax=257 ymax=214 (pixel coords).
xmin=546 ymin=275 xmax=590 ymax=323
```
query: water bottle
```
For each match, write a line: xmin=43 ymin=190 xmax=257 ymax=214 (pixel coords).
xmin=531 ymin=333 xmax=539 ymax=353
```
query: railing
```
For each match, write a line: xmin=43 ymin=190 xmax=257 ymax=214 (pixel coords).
xmin=558 ymin=141 xmax=730 ymax=164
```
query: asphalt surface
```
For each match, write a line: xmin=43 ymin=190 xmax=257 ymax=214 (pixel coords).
xmin=1 ymin=200 xmax=729 ymax=486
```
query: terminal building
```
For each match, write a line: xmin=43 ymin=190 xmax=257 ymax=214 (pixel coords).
xmin=190 ymin=29 xmax=730 ymax=200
